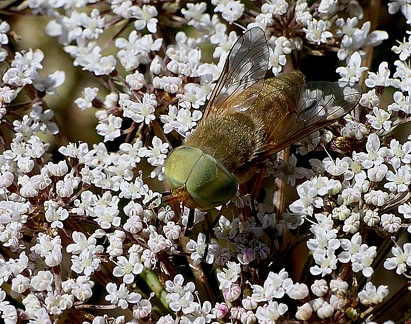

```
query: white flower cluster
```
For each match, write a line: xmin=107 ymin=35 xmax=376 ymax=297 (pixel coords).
xmin=0 ymin=0 xmax=410 ymax=323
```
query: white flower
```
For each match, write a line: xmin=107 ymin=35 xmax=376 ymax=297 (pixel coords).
xmin=366 ymin=107 xmax=392 ymax=132
xmin=96 ymin=114 xmax=122 ymax=142
xmin=365 ymin=61 xmax=391 ymax=88
xmin=295 ymin=1 xmax=311 ymax=25
xmin=295 ymin=303 xmax=313 ymax=320
xmin=340 ymin=118 xmax=368 ymax=140
xmin=330 ymin=278 xmax=349 ymax=294
xmin=311 ymin=279 xmax=328 ymax=297
xmin=175 ymin=108 xmax=202 ymax=135
xmin=186 ymin=233 xmax=210 ymax=264
xmin=121 ymin=93 xmax=157 ymax=125
xmin=133 ymin=5 xmax=158 ymax=33
xmin=331 ymin=205 xmax=350 ymax=221
xmin=44 ymin=290 xmax=74 ymax=315
xmin=307 ymin=222 xmax=339 ymax=251
xmin=217 ymin=261 xmax=242 ymax=290
xmin=286 ymin=283 xmax=309 ymax=300
xmin=30 ymin=233 xmax=63 ymax=267
xmin=351 ymin=245 xmax=377 ymax=277
xmin=71 ymin=249 xmax=101 ymax=276
xmin=105 ymin=283 xmax=142 ymax=309
xmin=268 ymin=41 xmax=288 ymax=75
xmin=168 ymin=291 xmax=199 ymax=314
xmin=163 ymin=221 xmax=181 ymax=241
xmin=318 ymin=0 xmax=339 ymax=15
xmin=148 ymin=231 xmax=172 ymax=253
xmin=336 ymin=18 xmax=388 ymax=60
xmin=92 ymin=204 xmax=121 ymax=229
xmin=310 ymin=247 xmax=339 ymax=276
xmin=398 ymin=202 xmax=411 ymax=219
xmin=255 ymin=301 xmax=288 ymax=322
xmin=63 ymin=276 xmax=94 ymax=302
xmin=289 ymin=177 xmax=331 ymax=216
xmin=273 ymin=0 xmax=291 ymax=14
xmin=384 ymin=165 xmax=411 ymax=192
xmin=74 ymin=87 xmax=98 ymax=110
xmin=30 ymin=270 xmax=53 ymax=291
xmin=393 ymin=60 xmax=411 ymax=92
xmin=354 ymin=133 xmax=385 ymax=168
xmin=35 ymin=70 xmax=65 ymax=95
xmin=316 ymin=301 xmax=334 ymax=319
xmin=113 ymin=253 xmax=144 ymax=284
xmin=0 ymin=21 xmax=10 ymax=45
xmin=140 ymin=136 xmax=169 ymax=166
xmin=66 ymin=231 xmax=101 ymax=254
xmin=181 ymin=3 xmax=207 ymax=25
xmin=380 ymin=213 xmax=402 ymax=233
xmin=341 ymin=187 xmax=361 ymax=205
xmin=384 ymin=242 xmax=411 ymax=274
xmin=165 ymin=273 xmax=195 ymax=295
xmin=358 ymin=282 xmax=388 ymax=305
xmin=212 ymin=0 xmax=244 ymax=24
xmin=251 ymin=269 xmax=291 ymax=302
xmin=388 ymin=91 xmax=411 ymax=114
xmin=133 ymin=298 xmax=153 ymax=319
xmin=336 ymin=52 xmax=367 ymax=83
xmin=304 ymin=19 xmax=333 ymax=45
xmin=126 ymin=71 xmax=146 ymax=90
xmin=392 ymin=37 xmax=411 ymax=61
xmin=44 ymin=202 xmax=69 ymax=228
xmin=388 ymin=0 xmax=411 ymax=23
xmin=153 ymin=76 xmax=182 ymax=93
xmin=363 ymin=209 xmax=380 ymax=226
xmin=178 ymin=83 xmax=207 ymax=109
xmin=364 ymin=190 xmax=389 ymax=206
xmin=115 ymin=32 xmax=162 ymax=70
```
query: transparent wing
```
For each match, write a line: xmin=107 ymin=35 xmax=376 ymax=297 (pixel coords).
xmin=258 ymin=80 xmax=363 ymax=159
xmin=296 ymin=81 xmax=363 ymax=131
xmin=202 ymin=27 xmax=270 ymax=120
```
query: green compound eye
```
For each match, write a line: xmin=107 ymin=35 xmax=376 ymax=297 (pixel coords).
xmin=165 ymin=146 xmax=238 ymax=210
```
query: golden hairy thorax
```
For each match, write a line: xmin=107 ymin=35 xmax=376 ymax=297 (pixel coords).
xmin=184 ymin=71 xmax=305 ymax=183
xmin=184 ymin=112 xmax=264 ymax=180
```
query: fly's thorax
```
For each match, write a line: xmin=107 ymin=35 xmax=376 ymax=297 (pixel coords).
xmin=265 ymin=71 xmax=305 ymax=90
xmin=185 ymin=113 xmax=265 ymax=181
xmin=164 ymin=146 xmax=238 ymax=210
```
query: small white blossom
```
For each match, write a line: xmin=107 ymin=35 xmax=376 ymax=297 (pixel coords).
xmin=140 ymin=136 xmax=169 ymax=167
xmin=365 ymin=61 xmax=391 ymax=88
xmin=105 ymin=283 xmax=141 ymax=309
xmin=336 ymin=52 xmax=367 ymax=83
xmin=255 ymin=301 xmax=288 ymax=322
xmin=384 ymin=242 xmax=411 ymax=275
xmin=358 ymin=282 xmax=388 ymax=305
xmin=366 ymin=107 xmax=392 ymax=132
xmin=392 ymin=37 xmax=411 ymax=61
xmin=304 ymin=19 xmax=333 ymax=45
xmin=380 ymin=213 xmax=402 ymax=233
xmin=212 ymin=0 xmax=244 ymax=24
xmin=133 ymin=5 xmax=158 ymax=33
xmin=96 ymin=114 xmax=122 ymax=142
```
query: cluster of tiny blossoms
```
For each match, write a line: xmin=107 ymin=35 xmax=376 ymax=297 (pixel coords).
xmin=0 ymin=0 xmax=410 ymax=323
